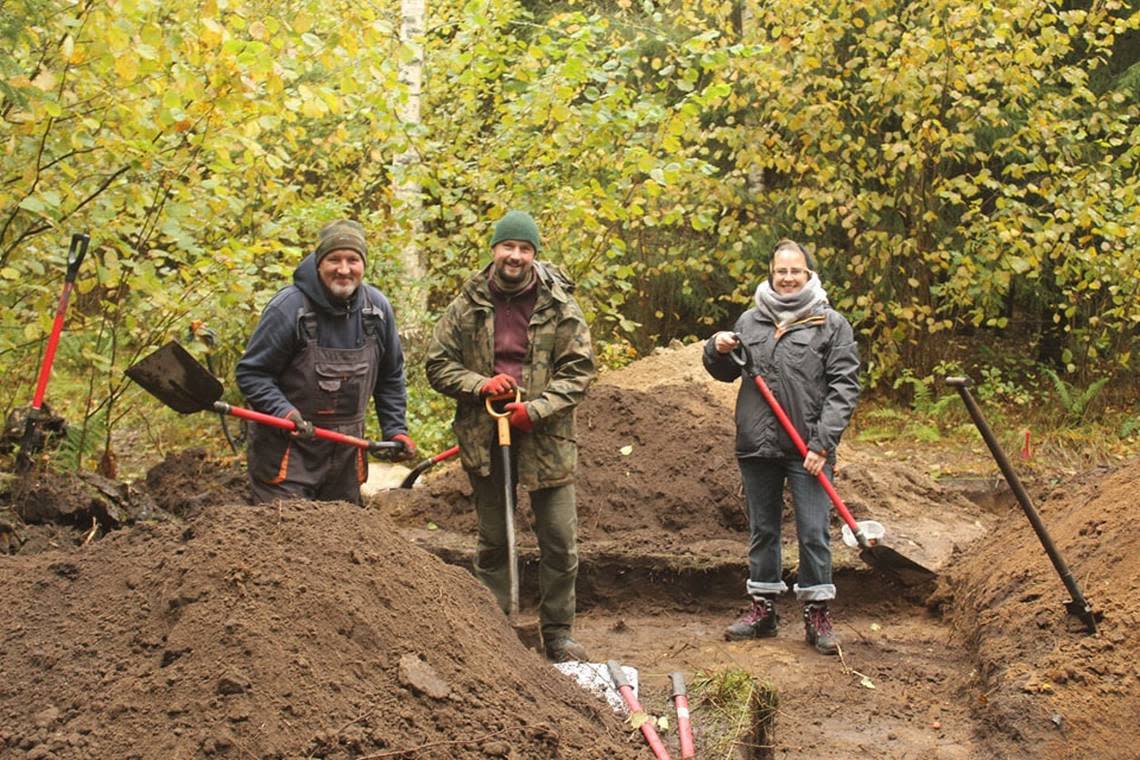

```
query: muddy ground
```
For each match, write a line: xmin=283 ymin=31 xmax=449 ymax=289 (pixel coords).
xmin=1 ymin=341 xmax=1136 ymax=759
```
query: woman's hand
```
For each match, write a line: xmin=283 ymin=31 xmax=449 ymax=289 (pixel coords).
xmin=712 ymin=331 xmax=739 ymax=354
xmin=804 ymin=449 xmax=827 ymax=476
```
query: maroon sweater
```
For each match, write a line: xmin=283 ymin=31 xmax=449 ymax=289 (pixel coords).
xmin=489 ymin=275 xmax=539 ymax=383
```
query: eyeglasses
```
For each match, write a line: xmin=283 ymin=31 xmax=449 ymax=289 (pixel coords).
xmin=772 ymin=268 xmax=807 ymax=277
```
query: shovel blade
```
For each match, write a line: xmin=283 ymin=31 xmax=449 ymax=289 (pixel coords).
xmin=125 ymin=341 xmax=223 ymax=414
xmin=860 ymin=544 xmax=937 ymax=587
xmin=399 ymin=458 xmax=436 ymax=489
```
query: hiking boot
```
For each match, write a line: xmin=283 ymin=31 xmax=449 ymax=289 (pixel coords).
xmin=803 ymin=602 xmax=839 ymax=655
xmin=724 ymin=597 xmax=778 ymax=641
xmin=544 ymin=636 xmax=589 ymax=663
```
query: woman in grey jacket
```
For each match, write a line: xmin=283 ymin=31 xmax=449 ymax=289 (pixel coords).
xmin=703 ymin=239 xmax=860 ymax=655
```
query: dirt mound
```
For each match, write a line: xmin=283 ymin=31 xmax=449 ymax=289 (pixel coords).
xmin=937 ymin=461 xmax=1140 ymax=759
xmin=143 ymin=448 xmax=249 ymax=515
xmin=2 ymin=467 xmax=169 ymax=555
xmin=385 ymin=377 xmax=744 ymax=562
xmin=0 ymin=500 xmax=642 ymax=759
xmin=387 ymin=340 xmax=991 ymax=570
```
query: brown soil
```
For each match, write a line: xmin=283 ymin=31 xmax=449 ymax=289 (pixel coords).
xmin=0 ymin=498 xmax=642 ymax=759
xmin=933 ymin=462 xmax=1139 ymax=760
xmin=0 ymin=340 xmax=1134 ymax=759
xmin=386 ymin=342 xmax=990 ymax=573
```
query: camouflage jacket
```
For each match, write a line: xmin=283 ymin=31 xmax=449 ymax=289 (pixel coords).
xmin=425 ymin=262 xmax=596 ymax=490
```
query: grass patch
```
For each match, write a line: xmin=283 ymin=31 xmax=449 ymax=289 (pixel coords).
xmin=692 ymin=667 xmax=778 ymax=759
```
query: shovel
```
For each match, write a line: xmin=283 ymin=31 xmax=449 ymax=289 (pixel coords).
xmin=11 ymin=232 xmax=89 ymax=468
xmin=947 ymin=376 xmax=1099 ymax=634
xmin=125 ymin=341 xmax=403 ymax=456
xmin=670 ymin=672 xmax=696 ymax=759
xmin=608 ymin=661 xmax=673 ymax=760
xmin=399 ymin=444 xmax=460 ymax=488
xmin=485 ymin=389 xmax=522 ymax=618
xmin=729 ymin=337 xmax=936 ymax=585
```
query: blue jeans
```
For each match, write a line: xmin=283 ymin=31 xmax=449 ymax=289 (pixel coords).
xmin=738 ymin=456 xmax=836 ymax=602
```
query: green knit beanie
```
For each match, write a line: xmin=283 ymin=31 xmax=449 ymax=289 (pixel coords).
xmin=315 ymin=219 xmax=367 ymax=264
xmin=490 ymin=210 xmax=541 ymax=252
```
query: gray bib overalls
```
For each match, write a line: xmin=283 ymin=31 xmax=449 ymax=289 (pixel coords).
xmin=247 ymin=295 xmax=382 ymax=504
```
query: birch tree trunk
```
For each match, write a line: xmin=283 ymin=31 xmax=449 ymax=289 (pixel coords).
xmin=395 ymin=0 xmax=425 ymax=282
xmin=738 ymin=1 xmax=766 ymax=196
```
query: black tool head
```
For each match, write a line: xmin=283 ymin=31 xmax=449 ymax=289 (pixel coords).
xmin=125 ymin=341 xmax=223 ymax=414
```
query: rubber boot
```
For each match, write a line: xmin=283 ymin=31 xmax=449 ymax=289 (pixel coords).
xmin=544 ymin=635 xmax=589 ymax=663
xmin=724 ymin=597 xmax=778 ymax=641
xmin=803 ymin=602 xmax=839 ymax=655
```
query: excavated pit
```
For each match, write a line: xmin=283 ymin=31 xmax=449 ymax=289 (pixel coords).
xmin=2 ymin=341 xmax=1135 ymax=759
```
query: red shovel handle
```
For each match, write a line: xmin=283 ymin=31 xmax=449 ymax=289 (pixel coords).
xmin=670 ymin=672 xmax=696 ymax=759
xmin=213 ymin=402 xmax=402 ymax=455
xmin=607 ymin=661 xmax=673 ymax=760
xmin=429 ymin=444 xmax=461 ymax=464
xmin=728 ymin=336 xmax=870 ymax=548
xmin=31 ymin=233 xmax=90 ymax=409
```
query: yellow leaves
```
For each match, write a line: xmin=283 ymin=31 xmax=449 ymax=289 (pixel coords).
xmin=295 ymin=84 xmax=338 ymax=118
xmin=105 ymin=24 xmax=131 ymax=52
xmin=292 ymin=12 xmax=313 ymax=34
xmin=115 ymin=52 xmax=139 ymax=82
xmin=62 ymin=35 xmax=84 ymax=65
xmin=201 ymin=18 xmax=226 ymax=49
xmin=31 ymin=69 xmax=57 ymax=93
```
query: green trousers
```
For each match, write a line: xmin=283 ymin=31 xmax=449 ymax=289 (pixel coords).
xmin=468 ymin=454 xmax=579 ymax=640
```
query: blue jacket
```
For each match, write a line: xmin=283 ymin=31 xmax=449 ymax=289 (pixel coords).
xmin=235 ymin=253 xmax=408 ymax=437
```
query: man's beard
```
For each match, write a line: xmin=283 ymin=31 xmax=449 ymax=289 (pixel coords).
xmin=495 ymin=262 xmax=531 ymax=284
xmin=326 ymin=280 xmax=359 ymax=300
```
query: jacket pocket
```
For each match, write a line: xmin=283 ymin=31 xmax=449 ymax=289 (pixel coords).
xmin=314 ymin=360 xmax=370 ymax=417
xmin=532 ymin=428 xmax=576 ymax=484
xmin=782 ymin=331 xmax=823 ymax=381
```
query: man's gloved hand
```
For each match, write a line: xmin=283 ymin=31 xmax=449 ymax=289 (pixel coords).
xmin=505 ymin=402 xmax=533 ymax=433
xmin=388 ymin=433 xmax=417 ymax=462
xmin=479 ymin=373 xmax=517 ymax=397
xmin=286 ymin=410 xmax=315 ymax=439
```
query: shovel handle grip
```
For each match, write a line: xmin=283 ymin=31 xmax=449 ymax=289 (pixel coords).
xmin=728 ymin=336 xmax=870 ymax=548
xmin=66 ymin=233 xmax=90 ymax=283
xmin=485 ymin=389 xmax=521 ymax=447
xmin=214 ymin=403 xmax=401 ymax=454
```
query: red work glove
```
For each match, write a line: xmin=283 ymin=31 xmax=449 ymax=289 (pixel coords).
xmin=480 ymin=373 xmax=517 ymax=397
xmin=285 ymin=409 xmax=315 ymax=439
xmin=505 ymin=402 xmax=533 ymax=433
xmin=388 ymin=433 xmax=417 ymax=462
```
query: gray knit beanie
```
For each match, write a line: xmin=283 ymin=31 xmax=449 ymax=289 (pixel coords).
xmin=315 ymin=219 xmax=367 ymax=264
xmin=490 ymin=210 xmax=541 ymax=252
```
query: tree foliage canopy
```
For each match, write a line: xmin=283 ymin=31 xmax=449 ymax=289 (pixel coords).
xmin=1 ymin=0 xmax=1136 ymax=446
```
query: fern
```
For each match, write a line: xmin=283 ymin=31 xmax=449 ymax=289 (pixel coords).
xmin=1043 ymin=368 xmax=1109 ymax=423
xmin=55 ymin=409 xmax=108 ymax=472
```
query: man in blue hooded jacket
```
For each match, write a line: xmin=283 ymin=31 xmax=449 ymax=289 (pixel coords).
xmin=236 ymin=220 xmax=416 ymax=504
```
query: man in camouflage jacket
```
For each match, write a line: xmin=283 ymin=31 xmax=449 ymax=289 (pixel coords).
xmin=426 ymin=210 xmax=596 ymax=662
